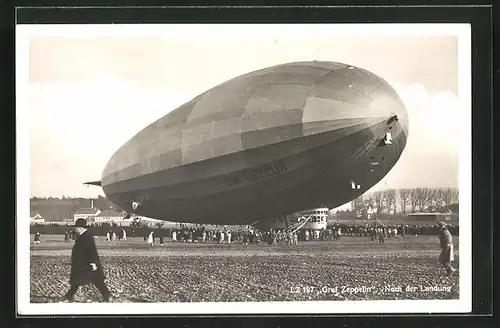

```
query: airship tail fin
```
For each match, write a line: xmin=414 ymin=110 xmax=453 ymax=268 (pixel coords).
xmin=84 ymin=180 xmax=102 ymax=187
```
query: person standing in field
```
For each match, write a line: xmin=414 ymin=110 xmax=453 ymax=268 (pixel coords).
xmin=287 ymin=230 xmax=293 ymax=245
xmin=378 ymin=227 xmax=385 ymax=244
xmin=33 ymin=232 xmax=41 ymax=244
xmin=62 ymin=218 xmax=111 ymax=302
xmin=438 ymin=222 xmax=456 ymax=277
xmin=271 ymin=230 xmax=277 ymax=246
xmin=147 ymin=231 xmax=154 ymax=246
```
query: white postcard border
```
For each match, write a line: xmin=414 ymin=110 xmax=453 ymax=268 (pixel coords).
xmin=16 ymin=23 xmax=472 ymax=315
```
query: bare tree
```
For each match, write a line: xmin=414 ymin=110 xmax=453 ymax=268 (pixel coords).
xmin=363 ymin=193 xmax=375 ymax=218
xmin=399 ymin=188 xmax=411 ymax=214
xmin=416 ymin=188 xmax=440 ymax=212
xmin=396 ymin=187 xmax=458 ymax=214
xmin=426 ymin=188 xmax=442 ymax=212
xmin=371 ymin=191 xmax=385 ymax=214
xmin=409 ymin=188 xmax=420 ymax=213
xmin=441 ymin=187 xmax=459 ymax=208
xmin=415 ymin=188 xmax=427 ymax=211
xmin=382 ymin=189 xmax=397 ymax=214
xmin=351 ymin=194 xmax=372 ymax=219
xmin=391 ymin=189 xmax=398 ymax=214
xmin=351 ymin=196 xmax=364 ymax=217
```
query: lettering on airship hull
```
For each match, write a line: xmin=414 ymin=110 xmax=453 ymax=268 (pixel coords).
xmin=225 ymin=162 xmax=289 ymax=187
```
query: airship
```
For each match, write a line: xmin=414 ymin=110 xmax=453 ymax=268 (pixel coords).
xmin=86 ymin=61 xmax=409 ymax=230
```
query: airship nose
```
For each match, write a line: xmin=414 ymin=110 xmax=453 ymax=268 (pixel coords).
xmin=367 ymin=90 xmax=409 ymax=138
xmin=302 ymin=65 xmax=409 ymax=139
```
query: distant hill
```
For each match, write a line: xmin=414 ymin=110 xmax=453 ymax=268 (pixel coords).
xmin=30 ymin=196 xmax=117 ymax=221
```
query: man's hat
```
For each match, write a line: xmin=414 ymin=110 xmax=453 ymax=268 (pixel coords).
xmin=438 ymin=221 xmax=447 ymax=227
xmin=74 ymin=218 xmax=88 ymax=228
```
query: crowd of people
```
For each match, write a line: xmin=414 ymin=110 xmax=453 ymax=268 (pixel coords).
xmin=133 ymin=227 xmax=299 ymax=246
xmin=34 ymin=221 xmax=459 ymax=246
xmin=330 ymin=223 xmax=459 ymax=238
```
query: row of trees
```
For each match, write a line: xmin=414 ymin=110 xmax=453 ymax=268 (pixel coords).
xmin=351 ymin=187 xmax=459 ymax=217
xmin=32 ymin=188 xmax=458 ymax=222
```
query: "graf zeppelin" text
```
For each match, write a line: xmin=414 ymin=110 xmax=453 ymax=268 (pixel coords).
xmin=225 ymin=162 xmax=289 ymax=187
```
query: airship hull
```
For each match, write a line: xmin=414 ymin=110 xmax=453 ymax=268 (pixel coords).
xmin=101 ymin=61 xmax=408 ymax=226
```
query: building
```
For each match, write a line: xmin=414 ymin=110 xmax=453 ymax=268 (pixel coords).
xmin=437 ymin=203 xmax=459 ymax=221
xmin=73 ymin=208 xmax=101 ymax=222
xmin=30 ymin=212 xmax=44 ymax=224
xmin=406 ymin=212 xmax=457 ymax=224
xmin=94 ymin=211 xmax=125 ymax=224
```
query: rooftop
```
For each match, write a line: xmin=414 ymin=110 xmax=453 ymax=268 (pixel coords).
xmin=408 ymin=212 xmax=450 ymax=216
xmin=96 ymin=211 xmax=124 ymax=218
xmin=438 ymin=203 xmax=459 ymax=213
xmin=74 ymin=208 xmax=100 ymax=215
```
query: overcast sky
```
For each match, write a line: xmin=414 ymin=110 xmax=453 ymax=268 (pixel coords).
xmin=25 ymin=27 xmax=463 ymax=201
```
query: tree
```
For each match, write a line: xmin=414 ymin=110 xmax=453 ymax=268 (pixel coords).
xmin=351 ymin=196 xmax=364 ymax=217
xmin=371 ymin=191 xmax=385 ymax=214
xmin=399 ymin=188 xmax=411 ymax=214
xmin=383 ymin=189 xmax=397 ymax=215
xmin=413 ymin=188 xmax=437 ymax=212
xmin=351 ymin=194 xmax=372 ymax=219
xmin=409 ymin=188 xmax=420 ymax=213
xmin=441 ymin=187 xmax=459 ymax=208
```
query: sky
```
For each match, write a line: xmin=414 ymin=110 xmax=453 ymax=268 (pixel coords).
xmin=24 ymin=25 xmax=465 ymax=200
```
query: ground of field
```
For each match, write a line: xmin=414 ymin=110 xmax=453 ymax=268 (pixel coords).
xmin=29 ymin=234 xmax=459 ymax=303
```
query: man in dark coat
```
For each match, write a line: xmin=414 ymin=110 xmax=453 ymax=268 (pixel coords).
xmin=62 ymin=218 xmax=111 ymax=302
xmin=33 ymin=232 xmax=41 ymax=244
xmin=438 ymin=222 xmax=456 ymax=277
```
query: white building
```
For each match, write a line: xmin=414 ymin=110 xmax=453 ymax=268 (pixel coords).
xmin=367 ymin=206 xmax=376 ymax=220
xmin=94 ymin=211 xmax=125 ymax=224
xmin=30 ymin=213 xmax=44 ymax=224
xmin=73 ymin=208 xmax=101 ymax=222
xmin=407 ymin=212 xmax=456 ymax=224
